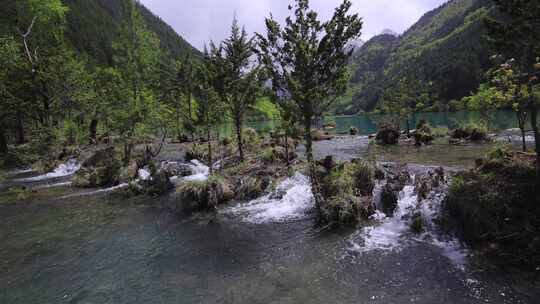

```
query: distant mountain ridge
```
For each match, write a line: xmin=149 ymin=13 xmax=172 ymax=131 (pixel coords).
xmin=336 ymin=0 xmax=494 ymax=114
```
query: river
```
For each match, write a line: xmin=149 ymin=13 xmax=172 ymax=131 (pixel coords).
xmin=0 ymin=132 xmax=538 ymax=303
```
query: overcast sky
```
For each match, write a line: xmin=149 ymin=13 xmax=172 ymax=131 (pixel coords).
xmin=139 ymin=0 xmax=448 ymax=50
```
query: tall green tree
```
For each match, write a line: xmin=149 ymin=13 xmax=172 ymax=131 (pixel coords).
xmin=11 ymin=0 xmax=88 ymax=139
xmin=256 ymin=0 xmax=362 ymax=162
xmin=212 ymin=18 xmax=262 ymax=161
xmin=485 ymin=0 xmax=540 ymax=178
xmin=192 ymin=49 xmax=225 ymax=172
xmin=0 ymin=36 xmax=23 ymax=153
xmin=111 ymin=0 xmax=162 ymax=164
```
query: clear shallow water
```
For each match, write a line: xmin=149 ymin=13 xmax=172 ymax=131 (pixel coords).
xmin=0 ymin=138 xmax=539 ymax=303
xmin=1 ymin=184 xmax=537 ymax=303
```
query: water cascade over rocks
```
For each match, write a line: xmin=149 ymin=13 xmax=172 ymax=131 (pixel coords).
xmin=222 ymin=172 xmax=313 ymax=224
xmin=348 ymin=165 xmax=468 ymax=269
xmin=15 ymin=159 xmax=81 ymax=182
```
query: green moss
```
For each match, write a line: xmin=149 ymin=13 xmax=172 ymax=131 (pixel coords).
xmin=176 ymin=174 xmax=234 ymax=210
xmin=443 ymin=153 xmax=539 ymax=268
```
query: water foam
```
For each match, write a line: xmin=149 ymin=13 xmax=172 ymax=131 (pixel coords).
xmin=223 ymin=172 xmax=313 ymax=224
xmin=16 ymin=159 xmax=81 ymax=182
xmin=349 ymin=175 xmax=468 ymax=269
xmin=354 ymin=185 xmax=417 ymax=252
xmin=183 ymin=160 xmax=210 ymax=182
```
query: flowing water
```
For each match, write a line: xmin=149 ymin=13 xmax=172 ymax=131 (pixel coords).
xmin=1 ymin=139 xmax=538 ymax=303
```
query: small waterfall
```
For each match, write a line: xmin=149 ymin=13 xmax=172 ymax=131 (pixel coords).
xmin=138 ymin=167 xmax=152 ymax=181
xmin=15 ymin=159 xmax=81 ymax=182
xmin=223 ymin=172 xmax=313 ymax=224
xmin=349 ymin=173 xmax=468 ymax=269
xmin=183 ymin=160 xmax=210 ymax=182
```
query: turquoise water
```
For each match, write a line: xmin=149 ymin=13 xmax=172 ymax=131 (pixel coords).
xmin=327 ymin=110 xmax=518 ymax=135
xmin=240 ymin=110 xmax=518 ymax=136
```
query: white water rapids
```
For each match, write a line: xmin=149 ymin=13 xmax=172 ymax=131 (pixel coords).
xmin=222 ymin=172 xmax=313 ymax=224
xmin=348 ymin=175 xmax=468 ymax=269
xmin=14 ymin=159 xmax=81 ymax=182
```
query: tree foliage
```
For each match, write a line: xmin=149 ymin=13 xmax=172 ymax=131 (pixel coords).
xmin=256 ymin=0 xmax=362 ymax=161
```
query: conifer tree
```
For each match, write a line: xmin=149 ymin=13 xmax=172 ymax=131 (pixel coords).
xmin=256 ymin=0 xmax=362 ymax=162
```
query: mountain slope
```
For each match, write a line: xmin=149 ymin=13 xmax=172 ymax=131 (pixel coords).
xmin=64 ymin=0 xmax=200 ymax=65
xmin=339 ymin=0 xmax=493 ymax=114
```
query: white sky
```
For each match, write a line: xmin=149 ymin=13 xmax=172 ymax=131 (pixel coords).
xmin=140 ymin=0 xmax=448 ymax=50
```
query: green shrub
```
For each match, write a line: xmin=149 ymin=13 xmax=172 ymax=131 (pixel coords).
xmin=351 ymin=161 xmax=374 ymax=196
xmin=177 ymin=175 xmax=234 ymax=210
xmin=431 ymin=126 xmax=449 ymax=138
xmin=487 ymin=143 xmax=511 ymax=160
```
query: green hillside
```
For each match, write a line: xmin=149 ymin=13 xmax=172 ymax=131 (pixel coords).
xmin=64 ymin=0 xmax=200 ymax=65
xmin=337 ymin=0 xmax=494 ymax=114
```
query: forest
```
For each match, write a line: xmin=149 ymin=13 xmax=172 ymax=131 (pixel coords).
xmin=0 ymin=0 xmax=539 ymax=303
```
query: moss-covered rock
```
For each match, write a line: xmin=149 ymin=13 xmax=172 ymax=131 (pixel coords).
xmin=313 ymin=158 xmax=376 ymax=227
xmin=376 ymin=126 xmax=400 ymax=145
xmin=450 ymin=123 xmax=488 ymax=142
xmin=235 ymin=176 xmax=267 ymax=200
xmin=413 ymin=120 xmax=434 ymax=146
xmin=176 ymin=175 xmax=234 ymax=211
xmin=441 ymin=152 xmax=538 ymax=268
xmin=73 ymin=147 xmax=122 ymax=187
xmin=311 ymin=129 xmax=335 ymax=141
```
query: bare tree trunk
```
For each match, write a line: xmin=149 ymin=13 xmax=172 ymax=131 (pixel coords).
xmin=521 ymin=127 xmax=527 ymax=152
xmin=284 ymin=130 xmax=290 ymax=166
xmin=529 ymin=98 xmax=540 ymax=187
xmin=0 ymin=125 xmax=8 ymax=154
xmin=304 ymin=115 xmax=314 ymax=163
xmin=16 ymin=112 xmax=25 ymax=144
xmin=123 ymin=141 xmax=133 ymax=166
xmin=89 ymin=118 xmax=98 ymax=144
xmin=235 ymin=116 xmax=244 ymax=161
xmin=207 ymin=127 xmax=213 ymax=174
